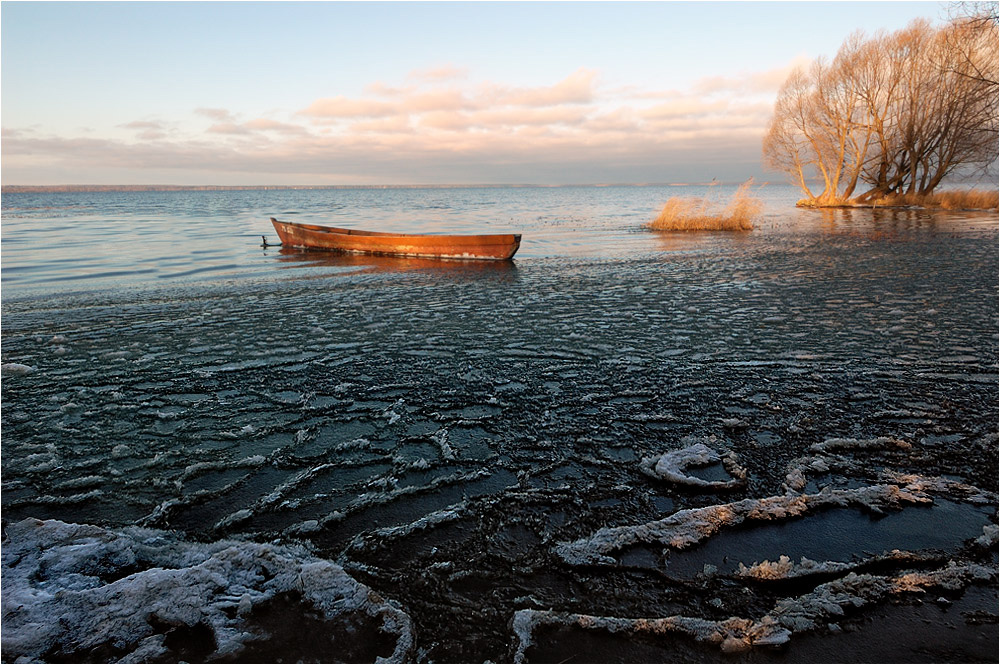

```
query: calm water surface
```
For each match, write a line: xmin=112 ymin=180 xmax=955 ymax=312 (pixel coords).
xmin=4 ymin=184 xmax=800 ymax=295
xmin=5 ymin=184 xmax=996 ymax=297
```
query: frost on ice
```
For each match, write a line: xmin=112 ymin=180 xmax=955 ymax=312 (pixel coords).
xmin=537 ymin=434 xmax=998 ymax=658
xmin=1 ymin=363 xmax=35 ymax=376
xmin=513 ymin=561 xmax=996 ymax=662
xmin=638 ymin=440 xmax=746 ymax=490
xmin=555 ymin=481 xmax=932 ymax=566
xmin=557 ymin=436 xmax=994 ymax=567
xmin=1 ymin=518 xmax=414 ymax=663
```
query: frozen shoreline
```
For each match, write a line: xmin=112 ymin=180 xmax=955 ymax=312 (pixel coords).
xmin=3 ymin=209 xmax=997 ymax=661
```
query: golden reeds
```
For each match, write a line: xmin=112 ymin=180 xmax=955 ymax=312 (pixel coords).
xmin=868 ymin=189 xmax=999 ymax=210
xmin=650 ymin=180 xmax=762 ymax=232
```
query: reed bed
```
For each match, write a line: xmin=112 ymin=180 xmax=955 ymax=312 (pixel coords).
xmin=868 ymin=189 xmax=999 ymax=210
xmin=650 ymin=180 xmax=762 ymax=232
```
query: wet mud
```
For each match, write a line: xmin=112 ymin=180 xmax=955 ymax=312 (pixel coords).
xmin=2 ymin=212 xmax=997 ymax=662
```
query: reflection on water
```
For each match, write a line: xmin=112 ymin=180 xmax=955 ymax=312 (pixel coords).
xmin=651 ymin=229 xmax=753 ymax=255
xmin=270 ymin=247 xmax=519 ymax=282
xmin=793 ymin=205 xmax=998 ymax=236
xmin=1 ymin=184 xmax=996 ymax=297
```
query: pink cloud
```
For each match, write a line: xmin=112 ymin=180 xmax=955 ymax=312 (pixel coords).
xmin=492 ymin=68 xmax=597 ymax=107
xmin=642 ymin=98 xmax=732 ymax=119
xmin=120 ymin=120 xmax=165 ymax=130
xmin=693 ymin=56 xmax=812 ymax=95
xmin=408 ymin=65 xmax=468 ymax=82
xmin=475 ymin=106 xmax=590 ymax=128
xmin=3 ymin=64 xmax=784 ymax=184
xmin=300 ymin=96 xmax=397 ymax=119
xmin=120 ymin=120 xmax=170 ymax=141
xmin=416 ymin=111 xmax=472 ymax=131
xmin=207 ymin=123 xmax=252 ymax=135
xmin=194 ymin=108 xmax=236 ymax=121
xmin=349 ymin=116 xmax=414 ymax=134
xmin=244 ymin=118 xmax=310 ymax=135
xmin=364 ymin=81 xmax=409 ymax=97
xmin=404 ymin=89 xmax=473 ymax=113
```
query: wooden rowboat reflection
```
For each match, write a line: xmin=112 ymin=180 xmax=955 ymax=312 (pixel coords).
xmin=270 ymin=218 xmax=521 ymax=260
xmin=271 ymin=247 xmax=518 ymax=278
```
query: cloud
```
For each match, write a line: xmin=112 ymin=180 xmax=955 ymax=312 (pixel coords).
xmin=243 ymin=118 xmax=310 ymax=135
xmin=405 ymin=89 xmax=473 ymax=113
xmin=304 ymin=68 xmax=598 ymax=124
xmin=692 ymin=56 xmax=812 ymax=96
xmin=120 ymin=120 xmax=164 ymax=130
xmin=194 ymin=108 xmax=236 ymax=121
xmin=300 ymin=96 xmax=397 ymax=119
xmin=408 ymin=65 xmax=468 ymax=82
xmin=120 ymin=120 xmax=170 ymax=141
xmin=493 ymin=68 xmax=597 ymax=107
xmin=2 ymin=62 xmax=791 ymax=184
xmin=642 ymin=98 xmax=733 ymax=119
xmin=207 ymin=123 xmax=252 ymax=136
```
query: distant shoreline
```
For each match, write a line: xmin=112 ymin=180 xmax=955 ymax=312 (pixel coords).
xmin=1 ymin=182 xmax=729 ymax=194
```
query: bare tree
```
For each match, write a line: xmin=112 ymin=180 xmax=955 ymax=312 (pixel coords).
xmin=763 ymin=68 xmax=823 ymax=201
xmin=763 ymin=14 xmax=999 ymax=204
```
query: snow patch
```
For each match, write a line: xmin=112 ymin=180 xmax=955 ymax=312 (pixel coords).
xmin=1 ymin=518 xmax=414 ymax=663
xmin=2 ymin=363 xmax=35 ymax=376
xmin=735 ymin=555 xmax=854 ymax=580
xmin=639 ymin=441 xmax=746 ymax=490
xmin=809 ymin=437 xmax=911 ymax=453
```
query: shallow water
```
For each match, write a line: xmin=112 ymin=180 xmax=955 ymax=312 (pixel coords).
xmin=1 ymin=185 xmax=997 ymax=663
xmin=2 ymin=185 xmax=754 ymax=294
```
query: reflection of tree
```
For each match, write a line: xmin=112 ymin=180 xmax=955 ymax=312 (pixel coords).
xmin=763 ymin=11 xmax=998 ymax=205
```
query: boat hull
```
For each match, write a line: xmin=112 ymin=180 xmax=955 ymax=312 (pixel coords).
xmin=270 ymin=218 xmax=520 ymax=260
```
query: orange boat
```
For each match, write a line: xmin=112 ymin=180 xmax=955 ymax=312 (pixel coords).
xmin=270 ymin=218 xmax=521 ymax=260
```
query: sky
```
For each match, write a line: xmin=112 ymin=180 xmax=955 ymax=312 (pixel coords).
xmin=1 ymin=1 xmax=955 ymax=186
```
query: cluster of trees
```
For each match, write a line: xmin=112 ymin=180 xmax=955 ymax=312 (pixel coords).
xmin=763 ymin=8 xmax=998 ymax=205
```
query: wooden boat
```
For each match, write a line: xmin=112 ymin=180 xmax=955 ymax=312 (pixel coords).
xmin=270 ymin=218 xmax=521 ymax=260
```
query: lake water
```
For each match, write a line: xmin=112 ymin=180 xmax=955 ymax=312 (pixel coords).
xmin=1 ymin=185 xmax=997 ymax=663
xmin=3 ymin=184 xmax=803 ymax=295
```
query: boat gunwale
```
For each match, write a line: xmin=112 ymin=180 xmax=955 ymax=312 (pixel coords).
xmin=270 ymin=218 xmax=521 ymax=244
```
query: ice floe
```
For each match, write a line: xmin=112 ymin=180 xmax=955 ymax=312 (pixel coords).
xmin=735 ymin=555 xmax=855 ymax=580
xmin=1 ymin=518 xmax=414 ymax=663
xmin=514 ymin=560 xmax=996 ymax=661
xmin=555 ymin=481 xmax=934 ymax=566
xmin=639 ymin=440 xmax=746 ymax=490
xmin=1 ymin=363 xmax=35 ymax=376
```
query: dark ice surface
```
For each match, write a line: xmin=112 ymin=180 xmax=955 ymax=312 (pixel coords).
xmin=2 ymin=206 xmax=997 ymax=662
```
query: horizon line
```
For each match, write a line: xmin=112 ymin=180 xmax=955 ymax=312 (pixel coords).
xmin=1 ymin=181 xmax=764 ymax=193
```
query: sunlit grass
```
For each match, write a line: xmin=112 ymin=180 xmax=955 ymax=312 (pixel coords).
xmin=650 ymin=180 xmax=762 ymax=232
xmin=868 ymin=189 xmax=999 ymax=209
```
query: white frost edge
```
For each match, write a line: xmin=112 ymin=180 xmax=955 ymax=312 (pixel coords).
xmin=1 ymin=518 xmax=414 ymax=663
xmin=513 ymin=560 xmax=995 ymax=662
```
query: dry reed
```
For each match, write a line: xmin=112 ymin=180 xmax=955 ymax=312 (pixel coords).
xmin=650 ymin=180 xmax=762 ymax=232
xmin=868 ymin=189 xmax=998 ymax=210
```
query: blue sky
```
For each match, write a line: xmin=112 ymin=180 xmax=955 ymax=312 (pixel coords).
xmin=1 ymin=1 xmax=952 ymax=185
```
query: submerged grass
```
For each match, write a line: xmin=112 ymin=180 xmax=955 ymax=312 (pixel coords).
xmin=650 ymin=180 xmax=762 ymax=232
